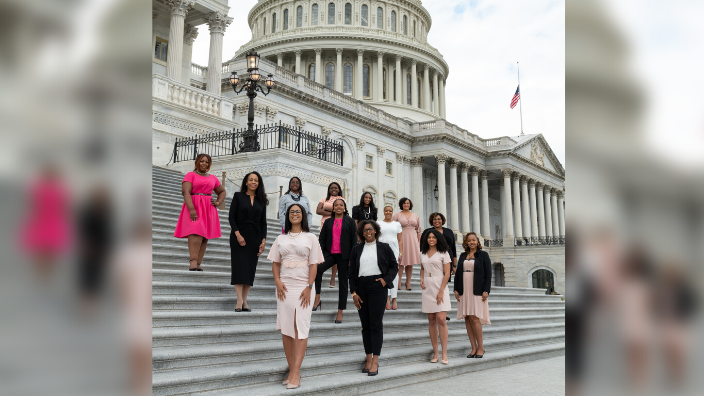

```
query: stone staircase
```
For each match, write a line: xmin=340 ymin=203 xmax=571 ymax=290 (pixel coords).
xmin=152 ymin=165 xmax=565 ymax=395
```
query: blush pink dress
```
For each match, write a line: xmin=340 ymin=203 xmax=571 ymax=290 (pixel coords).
xmin=174 ymin=172 xmax=222 ymax=239
xmin=456 ymin=259 xmax=491 ymax=324
xmin=267 ymin=232 xmax=324 ymax=339
xmin=21 ymin=177 xmax=72 ymax=254
xmin=319 ymin=196 xmax=346 ymax=229
xmin=420 ymin=251 xmax=452 ymax=313
xmin=392 ymin=212 xmax=422 ymax=266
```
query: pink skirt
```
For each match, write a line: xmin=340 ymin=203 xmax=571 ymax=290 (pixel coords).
xmin=456 ymin=272 xmax=490 ymax=324
xmin=277 ymin=262 xmax=315 ymax=339
xmin=174 ymin=195 xmax=221 ymax=239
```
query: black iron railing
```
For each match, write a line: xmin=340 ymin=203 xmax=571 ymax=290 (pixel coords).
xmin=168 ymin=122 xmax=344 ymax=166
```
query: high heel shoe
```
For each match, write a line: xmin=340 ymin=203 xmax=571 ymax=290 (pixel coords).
xmin=281 ymin=379 xmax=289 ymax=385
xmin=475 ymin=350 xmax=485 ymax=358
xmin=441 ymin=358 xmax=449 ymax=365
xmin=362 ymin=366 xmax=370 ymax=373
xmin=368 ymin=362 xmax=379 ymax=376
xmin=286 ymin=383 xmax=299 ymax=389
xmin=188 ymin=259 xmax=198 ymax=271
xmin=467 ymin=353 xmax=477 ymax=358
xmin=312 ymin=301 xmax=321 ymax=311
xmin=430 ymin=356 xmax=439 ymax=363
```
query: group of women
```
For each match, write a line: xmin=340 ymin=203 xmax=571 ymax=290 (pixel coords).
xmin=173 ymin=154 xmax=493 ymax=389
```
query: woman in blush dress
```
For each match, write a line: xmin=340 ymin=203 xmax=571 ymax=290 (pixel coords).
xmin=454 ymin=232 xmax=491 ymax=359
xmin=378 ymin=205 xmax=402 ymax=310
xmin=316 ymin=182 xmax=345 ymax=288
xmin=173 ymin=154 xmax=226 ymax=271
xmin=392 ymin=198 xmax=422 ymax=291
xmin=420 ymin=229 xmax=452 ymax=364
xmin=268 ymin=204 xmax=323 ymax=389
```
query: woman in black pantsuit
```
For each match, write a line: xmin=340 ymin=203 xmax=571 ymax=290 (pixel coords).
xmin=350 ymin=220 xmax=398 ymax=376
xmin=314 ymin=199 xmax=357 ymax=323
xmin=229 ymin=171 xmax=268 ymax=312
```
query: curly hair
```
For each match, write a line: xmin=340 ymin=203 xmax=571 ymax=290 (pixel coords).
xmin=240 ymin=171 xmax=269 ymax=206
xmin=420 ymin=229 xmax=449 ymax=254
xmin=399 ymin=197 xmax=413 ymax=210
xmin=357 ymin=220 xmax=381 ymax=241
xmin=284 ymin=204 xmax=310 ymax=233
xmin=428 ymin=212 xmax=446 ymax=226
xmin=462 ymin=232 xmax=483 ymax=252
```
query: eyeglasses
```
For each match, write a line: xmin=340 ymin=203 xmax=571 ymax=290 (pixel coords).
xmin=363 ymin=228 xmax=375 ymax=233
xmin=289 ymin=210 xmax=302 ymax=214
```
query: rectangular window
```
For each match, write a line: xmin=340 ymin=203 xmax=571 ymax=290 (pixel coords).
xmin=361 ymin=5 xmax=368 ymax=26
xmin=391 ymin=11 xmax=396 ymax=32
xmin=345 ymin=3 xmax=351 ymax=25
xmin=366 ymin=155 xmax=373 ymax=169
xmin=272 ymin=13 xmax=277 ymax=33
xmin=406 ymin=74 xmax=411 ymax=104
xmin=403 ymin=15 xmax=407 ymax=35
xmin=284 ymin=10 xmax=288 ymax=30
xmin=325 ymin=63 xmax=335 ymax=89
xmin=377 ymin=7 xmax=383 ymax=29
xmin=344 ymin=64 xmax=353 ymax=95
xmin=154 ymin=37 xmax=168 ymax=62
xmin=312 ymin=4 xmax=319 ymax=25
xmin=383 ymin=68 xmax=386 ymax=99
xmin=297 ymin=6 xmax=303 ymax=27
xmin=386 ymin=161 xmax=393 ymax=175
xmin=363 ymin=64 xmax=370 ymax=97
xmin=328 ymin=3 xmax=335 ymax=24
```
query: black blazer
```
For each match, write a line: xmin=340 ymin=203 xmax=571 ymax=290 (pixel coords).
xmin=348 ymin=241 xmax=399 ymax=293
xmin=454 ymin=249 xmax=492 ymax=296
xmin=318 ymin=215 xmax=357 ymax=260
xmin=352 ymin=205 xmax=378 ymax=222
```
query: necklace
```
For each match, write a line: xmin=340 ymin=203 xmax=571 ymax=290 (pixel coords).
xmin=290 ymin=192 xmax=301 ymax=202
xmin=288 ymin=231 xmax=302 ymax=239
xmin=363 ymin=207 xmax=371 ymax=220
xmin=195 ymin=170 xmax=208 ymax=176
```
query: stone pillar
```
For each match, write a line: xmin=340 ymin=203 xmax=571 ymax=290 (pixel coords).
xmin=395 ymin=55 xmax=402 ymax=104
xmin=182 ymin=24 xmax=199 ymax=85
xmin=315 ymin=48 xmax=322 ymax=83
xmin=411 ymin=157 xmax=425 ymax=221
xmin=512 ymin=173 xmax=522 ymax=238
xmin=449 ymin=159 xmax=460 ymax=235
xmin=558 ymin=191 xmax=565 ymax=237
xmin=551 ymin=189 xmax=560 ymax=239
xmin=432 ymin=71 xmax=439 ymax=115
xmin=436 ymin=154 xmax=448 ymax=218
xmin=277 ymin=52 xmax=283 ymax=67
xmin=401 ymin=62 xmax=408 ymax=105
xmin=471 ymin=167 xmax=481 ymax=236
xmin=357 ymin=49 xmax=365 ymax=99
xmin=356 ymin=139 xmax=366 ymax=198
xmin=377 ymin=51 xmax=384 ymax=100
xmin=499 ymin=185 xmax=506 ymax=238
xmin=166 ymin=0 xmax=195 ymax=81
xmin=411 ymin=59 xmax=418 ymax=108
xmin=422 ymin=65 xmax=430 ymax=111
xmin=536 ymin=182 xmax=546 ymax=238
xmin=336 ymin=48 xmax=343 ymax=91
xmin=529 ymin=179 xmax=539 ymax=239
xmin=439 ymin=78 xmax=446 ymax=118
xmin=480 ymin=170 xmax=491 ymax=239
xmin=520 ymin=176 xmax=531 ymax=238
xmin=544 ymin=186 xmax=553 ymax=238
xmin=377 ymin=146 xmax=386 ymax=201
xmin=295 ymin=50 xmax=302 ymax=75
xmin=502 ymin=169 xmax=515 ymax=242
xmin=206 ymin=11 xmax=233 ymax=95
xmin=460 ymin=164 xmax=470 ymax=233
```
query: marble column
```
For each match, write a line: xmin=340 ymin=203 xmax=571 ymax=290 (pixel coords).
xmin=499 ymin=185 xmax=506 ymax=238
xmin=512 ymin=173 xmax=523 ymax=238
xmin=182 ymin=24 xmax=199 ymax=85
xmin=404 ymin=157 xmax=412 ymax=206
xmin=551 ymin=189 xmax=560 ymax=239
xmin=396 ymin=155 xmax=405 ymax=200
xmin=529 ymin=179 xmax=539 ymax=239
xmin=377 ymin=147 xmax=386 ymax=204
xmin=315 ymin=48 xmax=322 ymax=83
xmin=460 ymin=164 xmax=470 ymax=233
xmin=536 ymin=182 xmax=546 ymax=238
xmin=276 ymin=52 xmax=283 ymax=67
xmin=295 ymin=50 xmax=302 ymax=75
xmin=480 ymin=170 xmax=491 ymax=239
xmin=471 ymin=167 xmax=481 ymax=236
xmin=544 ymin=186 xmax=553 ymax=238
xmin=436 ymin=154 xmax=448 ymax=217
xmin=439 ymin=78 xmax=446 ymax=118
xmin=449 ymin=159 xmax=460 ymax=235
xmin=411 ymin=59 xmax=418 ymax=108
xmin=356 ymin=49 xmax=364 ymax=99
xmin=422 ymin=65 xmax=430 ymax=111
xmin=376 ymin=51 xmax=384 ymax=100
xmin=520 ymin=176 xmax=531 ymax=238
xmin=502 ymin=169 xmax=515 ymax=240
xmin=206 ymin=12 xmax=232 ymax=95
xmin=166 ymin=0 xmax=195 ymax=81
xmin=411 ymin=157 xmax=425 ymax=221
xmin=432 ymin=71 xmax=439 ymax=115
xmin=336 ymin=48 xmax=343 ymax=91
xmin=395 ymin=55 xmax=402 ymax=104
xmin=356 ymin=139 xmax=366 ymax=198
xmin=558 ymin=191 xmax=565 ymax=237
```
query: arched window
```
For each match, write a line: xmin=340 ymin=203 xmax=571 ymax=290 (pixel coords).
xmin=363 ymin=185 xmax=378 ymax=203
xmin=391 ymin=11 xmax=396 ymax=32
xmin=328 ymin=3 xmax=335 ymax=24
xmin=383 ymin=68 xmax=387 ymax=99
xmin=297 ymin=6 xmax=303 ymax=27
xmin=308 ymin=63 xmax=316 ymax=81
xmin=406 ymin=74 xmax=411 ymax=104
xmin=283 ymin=9 xmax=288 ymax=30
xmin=403 ymin=15 xmax=407 ymax=35
xmin=325 ymin=63 xmax=335 ymax=89
xmin=532 ymin=269 xmax=555 ymax=293
xmin=345 ymin=3 xmax=352 ymax=25
xmin=384 ymin=191 xmax=397 ymax=210
xmin=272 ymin=13 xmax=277 ymax=33
xmin=361 ymin=5 xmax=368 ymax=26
xmin=413 ymin=20 xmax=416 ymax=37
xmin=312 ymin=4 xmax=319 ymax=26
xmin=377 ymin=7 xmax=383 ymax=29
xmin=363 ymin=64 xmax=370 ymax=97
xmin=417 ymin=78 xmax=422 ymax=108
xmin=343 ymin=64 xmax=353 ymax=95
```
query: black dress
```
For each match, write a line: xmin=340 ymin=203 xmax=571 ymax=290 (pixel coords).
xmin=352 ymin=205 xmax=378 ymax=222
xmin=229 ymin=192 xmax=267 ymax=286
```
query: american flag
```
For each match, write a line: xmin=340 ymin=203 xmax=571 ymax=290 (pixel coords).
xmin=510 ymin=85 xmax=520 ymax=109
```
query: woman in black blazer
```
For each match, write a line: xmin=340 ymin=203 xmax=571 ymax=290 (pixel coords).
xmin=314 ymin=199 xmax=357 ymax=323
xmin=350 ymin=220 xmax=398 ymax=376
xmin=453 ymin=232 xmax=491 ymax=358
xmin=352 ymin=192 xmax=378 ymax=224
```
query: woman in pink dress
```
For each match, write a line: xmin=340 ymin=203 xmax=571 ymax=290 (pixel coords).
xmin=454 ymin=232 xmax=492 ymax=359
xmin=268 ymin=204 xmax=324 ymax=389
xmin=420 ymin=229 xmax=452 ymax=364
xmin=173 ymin=154 xmax=226 ymax=271
xmin=316 ymin=182 xmax=345 ymax=288
xmin=392 ymin=198 xmax=422 ymax=290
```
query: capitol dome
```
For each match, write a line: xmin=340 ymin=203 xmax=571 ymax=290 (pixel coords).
xmin=233 ymin=0 xmax=449 ymax=122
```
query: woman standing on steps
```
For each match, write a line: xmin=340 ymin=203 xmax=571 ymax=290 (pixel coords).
xmin=378 ymin=205 xmax=402 ymax=310
xmin=350 ymin=220 xmax=398 ymax=377
xmin=352 ymin=192 xmax=378 ymax=227
xmin=268 ymin=204 xmax=323 ymax=389
xmin=420 ymin=229 xmax=452 ymax=365
xmin=454 ymin=232 xmax=491 ymax=359
xmin=392 ymin=198 xmax=422 ymax=291
xmin=313 ymin=199 xmax=356 ymax=323
xmin=174 ymin=154 xmax=226 ymax=271
xmin=420 ymin=213 xmax=457 ymax=282
xmin=229 ymin=171 xmax=268 ymax=312
xmin=278 ymin=177 xmax=312 ymax=234
xmin=316 ymin=182 xmax=345 ymax=288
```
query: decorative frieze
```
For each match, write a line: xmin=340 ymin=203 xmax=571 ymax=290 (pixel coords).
xmin=501 ymin=168 xmax=514 ymax=178
xmin=435 ymin=153 xmax=448 ymax=164
xmin=206 ymin=12 xmax=233 ymax=33
xmin=410 ymin=156 xmax=424 ymax=167
xmin=165 ymin=0 xmax=195 ymax=18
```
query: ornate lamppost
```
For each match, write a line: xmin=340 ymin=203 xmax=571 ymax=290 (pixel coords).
xmin=229 ymin=51 xmax=275 ymax=152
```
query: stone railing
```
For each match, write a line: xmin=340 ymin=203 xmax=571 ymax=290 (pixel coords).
xmin=419 ymin=121 xmax=436 ymax=130
xmin=484 ymin=138 xmax=501 ymax=147
xmin=191 ymin=63 xmax=207 ymax=77
xmin=152 ymin=74 xmax=234 ymax=121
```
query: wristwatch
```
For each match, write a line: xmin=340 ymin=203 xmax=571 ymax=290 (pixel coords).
xmin=307 ymin=284 xmax=313 ymax=289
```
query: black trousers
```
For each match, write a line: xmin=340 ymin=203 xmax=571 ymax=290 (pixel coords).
xmin=315 ymin=254 xmax=349 ymax=310
xmin=356 ymin=276 xmax=387 ymax=356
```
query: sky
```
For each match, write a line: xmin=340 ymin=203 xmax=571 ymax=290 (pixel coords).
xmin=191 ymin=0 xmax=566 ymax=166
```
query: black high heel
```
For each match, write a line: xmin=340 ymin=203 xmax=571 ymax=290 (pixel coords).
xmin=475 ymin=350 xmax=485 ymax=358
xmin=188 ymin=259 xmax=198 ymax=271
xmin=312 ymin=301 xmax=321 ymax=311
xmin=368 ymin=362 xmax=379 ymax=376
xmin=467 ymin=353 xmax=476 ymax=358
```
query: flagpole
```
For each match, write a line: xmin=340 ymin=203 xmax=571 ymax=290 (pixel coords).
xmin=517 ymin=61 xmax=524 ymax=136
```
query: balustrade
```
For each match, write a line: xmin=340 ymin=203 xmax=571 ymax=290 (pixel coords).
xmin=153 ymin=74 xmax=233 ymax=120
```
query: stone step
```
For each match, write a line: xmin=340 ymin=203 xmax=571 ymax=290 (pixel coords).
xmin=151 ymin=340 xmax=565 ymax=396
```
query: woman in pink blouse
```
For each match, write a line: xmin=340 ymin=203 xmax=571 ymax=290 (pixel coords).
xmin=392 ymin=198 xmax=422 ymax=290
xmin=316 ymin=182 xmax=346 ymax=288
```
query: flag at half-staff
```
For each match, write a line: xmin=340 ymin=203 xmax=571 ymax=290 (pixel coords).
xmin=510 ymin=85 xmax=520 ymax=109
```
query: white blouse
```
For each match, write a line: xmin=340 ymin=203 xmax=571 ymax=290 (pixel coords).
xmin=378 ymin=220 xmax=402 ymax=259
xmin=358 ymin=241 xmax=381 ymax=277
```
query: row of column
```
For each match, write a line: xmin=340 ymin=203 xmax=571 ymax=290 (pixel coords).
xmin=164 ymin=1 xmax=232 ymax=96
xmin=502 ymin=169 xmax=565 ymax=240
